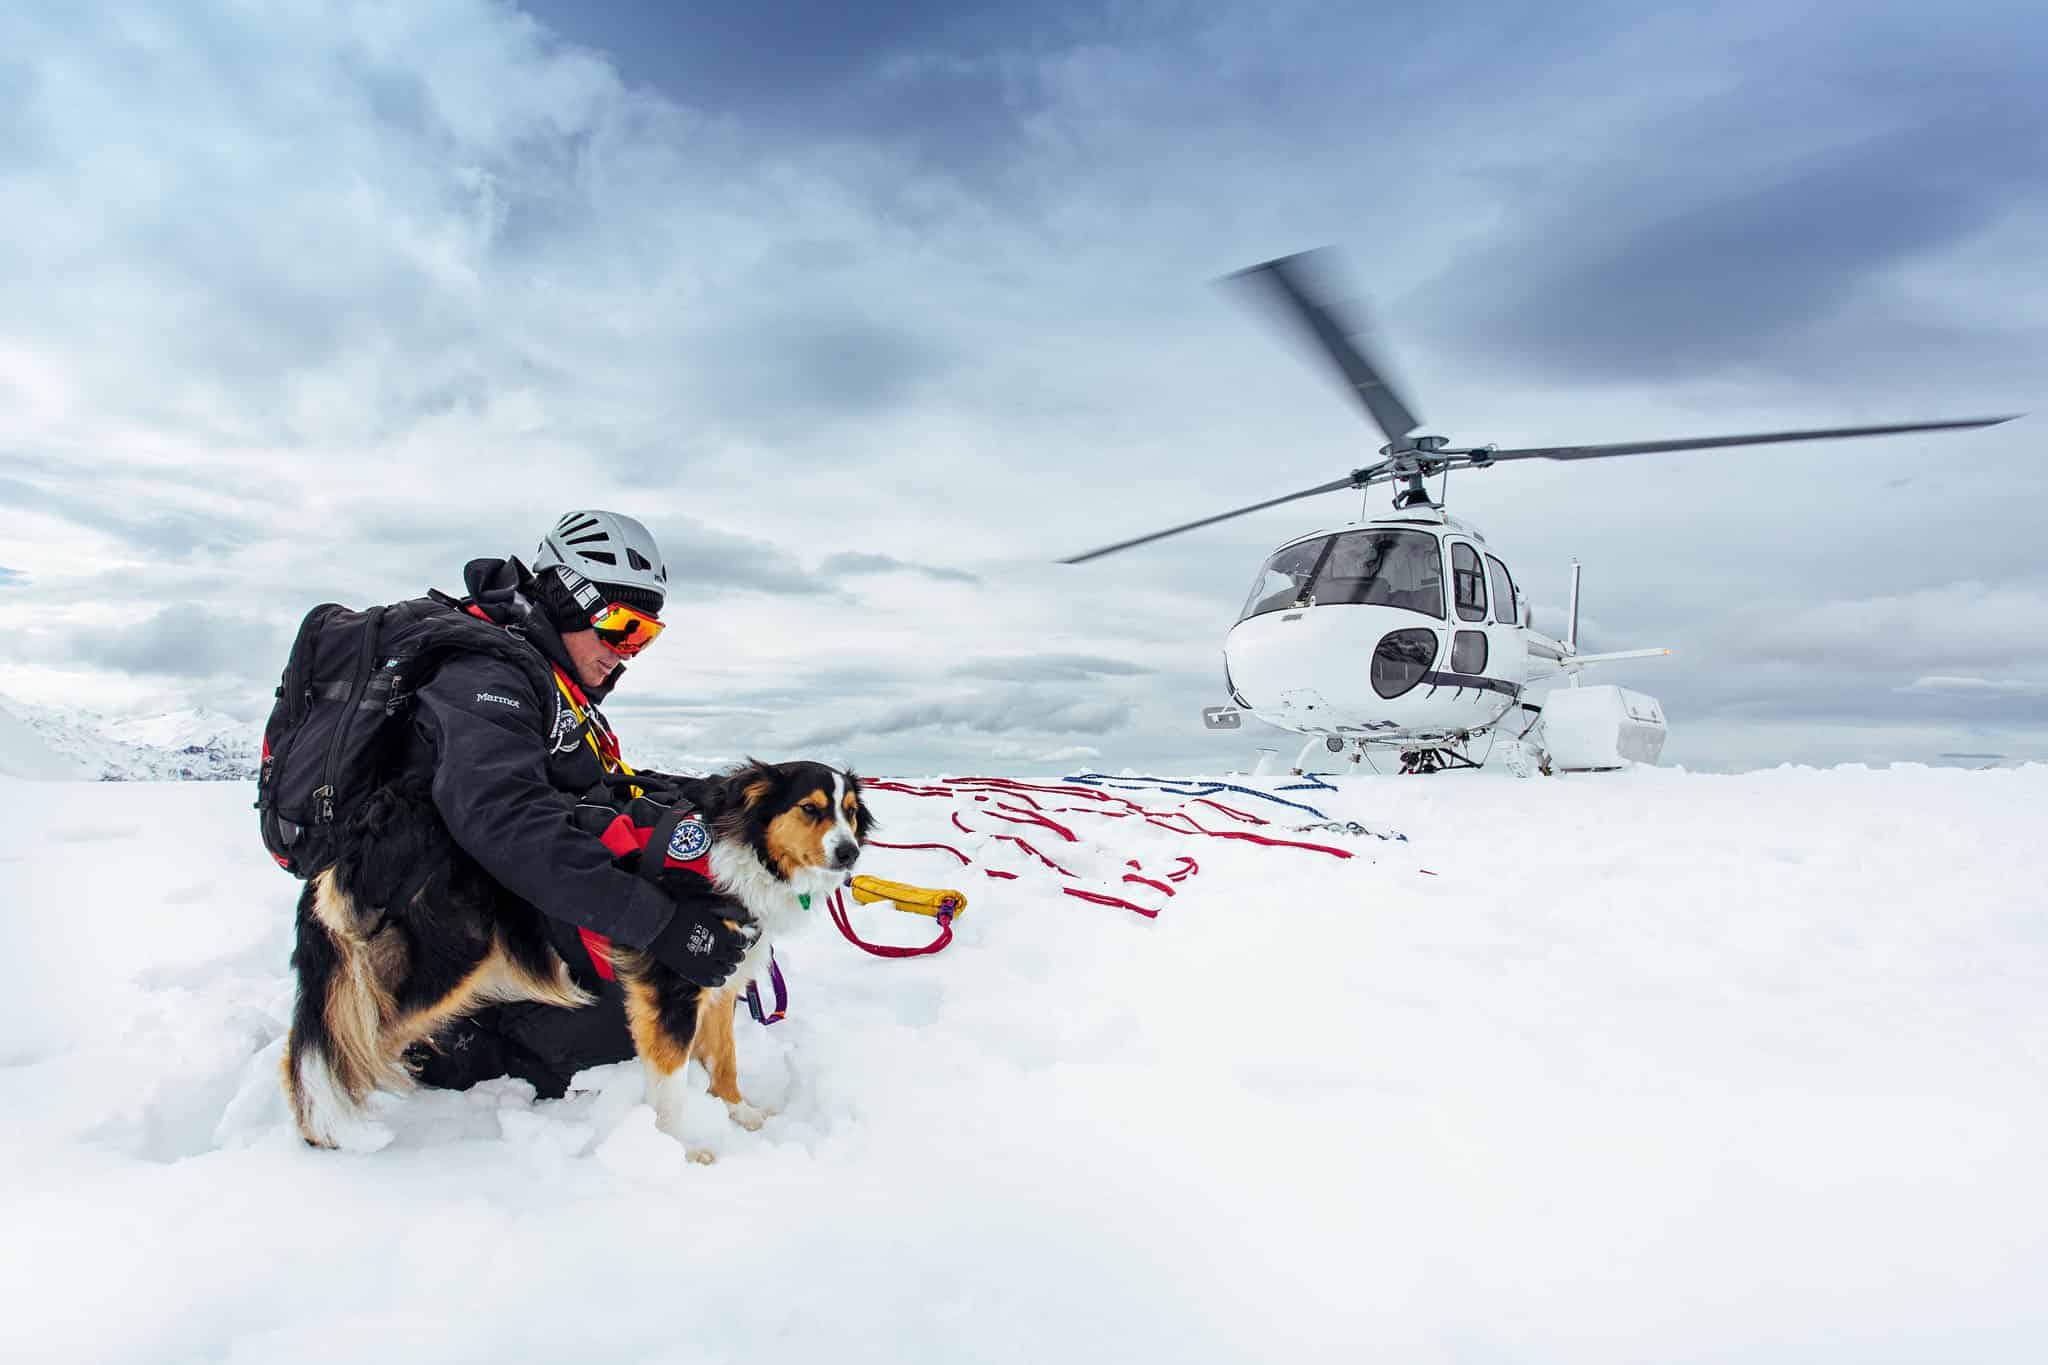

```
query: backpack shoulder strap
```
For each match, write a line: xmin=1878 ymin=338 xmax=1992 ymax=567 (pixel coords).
xmin=392 ymin=596 xmax=558 ymax=705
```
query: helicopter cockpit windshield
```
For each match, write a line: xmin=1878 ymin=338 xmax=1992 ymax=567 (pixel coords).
xmin=1240 ymin=537 xmax=1328 ymax=619
xmin=1315 ymin=529 xmax=1444 ymax=617
xmin=1238 ymin=528 xmax=1446 ymax=622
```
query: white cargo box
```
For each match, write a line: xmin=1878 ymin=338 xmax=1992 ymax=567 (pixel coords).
xmin=1536 ymin=684 xmax=1666 ymax=770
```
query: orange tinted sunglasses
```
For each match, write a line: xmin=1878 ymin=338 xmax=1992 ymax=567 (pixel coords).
xmin=589 ymin=601 xmax=665 ymax=657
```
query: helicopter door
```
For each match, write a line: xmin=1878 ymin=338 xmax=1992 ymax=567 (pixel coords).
xmin=1484 ymin=551 xmax=1529 ymax=700
xmin=1447 ymin=541 xmax=1489 ymax=678
xmin=1449 ymin=541 xmax=1488 ymax=625
xmin=1485 ymin=554 xmax=1518 ymax=630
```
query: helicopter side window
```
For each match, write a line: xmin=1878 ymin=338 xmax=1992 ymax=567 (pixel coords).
xmin=1486 ymin=555 xmax=1517 ymax=625
xmin=1239 ymin=537 xmax=1332 ymax=621
xmin=1450 ymin=542 xmax=1487 ymax=622
xmin=1310 ymin=529 xmax=1444 ymax=619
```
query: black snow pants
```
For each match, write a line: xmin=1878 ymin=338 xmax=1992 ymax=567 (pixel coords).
xmin=406 ymin=919 xmax=637 ymax=1098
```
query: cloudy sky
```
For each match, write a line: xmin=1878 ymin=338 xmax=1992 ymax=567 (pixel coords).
xmin=2 ymin=0 xmax=2043 ymax=775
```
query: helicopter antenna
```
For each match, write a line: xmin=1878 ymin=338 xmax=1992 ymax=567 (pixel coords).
xmin=1567 ymin=559 xmax=1583 ymax=689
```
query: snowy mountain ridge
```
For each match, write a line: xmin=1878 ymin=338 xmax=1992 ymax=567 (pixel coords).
xmin=0 ymin=697 xmax=259 ymax=782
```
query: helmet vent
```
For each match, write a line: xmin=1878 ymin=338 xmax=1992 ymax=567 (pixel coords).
xmin=534 ymin=509 xmax=665 ymax=600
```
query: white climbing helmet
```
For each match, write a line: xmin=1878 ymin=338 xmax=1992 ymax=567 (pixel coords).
xmin=532 ymin=509 xmax=668 ymax=613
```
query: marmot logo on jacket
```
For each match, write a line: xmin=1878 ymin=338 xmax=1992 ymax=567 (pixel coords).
xmin=475 ymin=691 xmax=522 ymax=709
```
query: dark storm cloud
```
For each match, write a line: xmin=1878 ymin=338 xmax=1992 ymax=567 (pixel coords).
xmin=1410 ymin=24 xmax=2048 ymax=387
xmin=520 ymin=0 xmax=1104 ymax=170
xmin=954 ymin=653 xmax=1152 ymax=682
xmin=817 ymin=551 xmax=980 ymax=585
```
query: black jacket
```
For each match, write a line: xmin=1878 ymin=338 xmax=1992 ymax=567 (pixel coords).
xmin=392 ymin=557 xmax=679 ymax=949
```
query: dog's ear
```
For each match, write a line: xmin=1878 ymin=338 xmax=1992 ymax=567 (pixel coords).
xmin=845 ymin=770 xmax=877 ymax=835
xmin=733 ymin=757 xmax=780 ymax=811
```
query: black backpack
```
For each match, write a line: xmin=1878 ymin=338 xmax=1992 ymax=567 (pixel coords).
xmin=256 ymin=594 xmax=554 ymax=877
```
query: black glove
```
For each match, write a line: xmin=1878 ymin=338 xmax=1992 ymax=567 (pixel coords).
xmin=643 ymin=899 xmax=752 ymax=988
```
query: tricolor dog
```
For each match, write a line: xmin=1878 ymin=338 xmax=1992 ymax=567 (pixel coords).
xmin=281 ymin=759 xmax=871 ymax=1155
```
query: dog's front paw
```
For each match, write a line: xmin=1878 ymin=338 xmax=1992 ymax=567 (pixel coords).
xmin=726 ymin=1099 xmax=766 ymax=1132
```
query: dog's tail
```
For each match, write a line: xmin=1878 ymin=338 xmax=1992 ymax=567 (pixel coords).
xmin=281 ymin=868 xmax=408 ymax=1148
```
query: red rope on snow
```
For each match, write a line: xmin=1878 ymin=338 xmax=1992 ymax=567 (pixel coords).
xmin=827 ymin=886 xmax=956 ymax=958
xmin=1191 ymin=827 xmax=1353 ymax=858
xmin=1061 ymin=887 xmax=1160 ymax=918
xmin=860 ymin=777 xmax=1357 ymax=928
xmin=991 ymin=834 xmax=1076 ymax=877
xmin=988 ymin=802 xmax=1079 ymax=842
xmin=1191 ymin=797 xmax=1268 ymax=825
xmin=867 ymin=839 xmax=973 ymax=866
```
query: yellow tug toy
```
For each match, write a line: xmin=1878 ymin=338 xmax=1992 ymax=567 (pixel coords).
xmin=829 ymin=876 xmax=966 ymax=959
xmin=849 ymin=876 xmax=967 ymax=920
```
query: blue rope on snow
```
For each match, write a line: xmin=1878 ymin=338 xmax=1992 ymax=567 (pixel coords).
xmin=1060 ymin=772 xmax=1332 ymax=821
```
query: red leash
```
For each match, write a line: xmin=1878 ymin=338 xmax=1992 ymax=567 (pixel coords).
xmin=825 ymin=886 xmax=957 ymax=959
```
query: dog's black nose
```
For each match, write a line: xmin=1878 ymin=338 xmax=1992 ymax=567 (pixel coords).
xmin=831 ymin=841 xmax=859 ymax=869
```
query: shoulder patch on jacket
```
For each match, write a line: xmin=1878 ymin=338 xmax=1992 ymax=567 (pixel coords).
xmin=667 ymin=815 xmax=711 ymax=863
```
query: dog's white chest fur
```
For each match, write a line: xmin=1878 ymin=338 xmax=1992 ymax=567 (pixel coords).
xmin=706 ymin=841 xmax=842 ymax=986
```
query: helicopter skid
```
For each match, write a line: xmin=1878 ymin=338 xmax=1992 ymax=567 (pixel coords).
xmin=1280 ymin=728 xmax=1488 ymax=776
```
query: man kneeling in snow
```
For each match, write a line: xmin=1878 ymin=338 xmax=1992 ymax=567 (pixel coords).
xmin=394 ymin=509 xmax=750 ymax=1097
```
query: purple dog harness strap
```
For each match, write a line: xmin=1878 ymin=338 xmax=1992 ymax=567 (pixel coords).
xmin=744 ymin=950 xmax=787 ymax=1025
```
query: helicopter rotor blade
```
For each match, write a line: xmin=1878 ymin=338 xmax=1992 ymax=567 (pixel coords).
xmin=1060 ymin=474 xmax=1365 ymax=565
xmin=1227 ymin=250 xmax=1421 ymax=448
xmin=1481 ymin=416 xmax=2018 ymax=465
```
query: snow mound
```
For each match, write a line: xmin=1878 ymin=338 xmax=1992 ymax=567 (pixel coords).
xmin=3 ymin=765 xmax=2046 ymax=1361
xmin=0 ymin=702 xmax=89 ymax=779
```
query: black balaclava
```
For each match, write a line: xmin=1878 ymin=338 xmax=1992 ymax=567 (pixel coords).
xmin=532 ymin=564 xmax=663 ymax=636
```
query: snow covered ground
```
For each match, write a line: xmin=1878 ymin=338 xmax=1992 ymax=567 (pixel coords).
xmin=2 ymin=764 xmax=2044 ymax=1362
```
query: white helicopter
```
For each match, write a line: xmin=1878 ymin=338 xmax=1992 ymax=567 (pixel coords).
xmin=1064 ymin=250 xmax=2015 ymax=774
